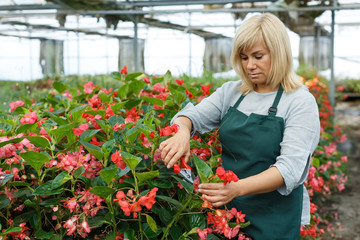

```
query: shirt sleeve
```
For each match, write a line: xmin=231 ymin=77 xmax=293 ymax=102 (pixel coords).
xmin=273 ymin=92 xmax=320 ymax=196
xmin=170 ymin=82 xmax=228 ymax=136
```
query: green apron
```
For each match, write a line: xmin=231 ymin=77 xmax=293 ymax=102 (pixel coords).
xmin=219 ymin=86 xmax=303 ymax=240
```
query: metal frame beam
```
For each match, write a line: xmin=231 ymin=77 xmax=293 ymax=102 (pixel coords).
xmin=0 ymin=4 xmax=359 ymax=16
xmin=0 ymin=4 xmax=61 ymax=11
xmin=0 ymin=20 xmax=133 ymax=39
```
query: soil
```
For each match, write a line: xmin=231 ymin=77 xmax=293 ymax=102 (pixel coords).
xmin=322 ymin=101 xmax=360 ymax=239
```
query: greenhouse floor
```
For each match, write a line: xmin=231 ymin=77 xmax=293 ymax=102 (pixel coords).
xmin=324 ymin=101 xmax=360 ymax=239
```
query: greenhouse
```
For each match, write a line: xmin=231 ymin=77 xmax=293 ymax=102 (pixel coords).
xmin=0 ymin=0 xmax=360 ymax=239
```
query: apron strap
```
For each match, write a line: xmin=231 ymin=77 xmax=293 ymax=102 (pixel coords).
xmin=233 ymin=85 xmax=284 ymax=115
xmin=233 ymin=94 xmax=246 ymax=109
xmin=268 ymin=85 xmax=284 ymax=116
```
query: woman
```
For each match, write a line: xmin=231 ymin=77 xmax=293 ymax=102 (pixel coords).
xmin=159 ymin=13 xmax=320 ymax=239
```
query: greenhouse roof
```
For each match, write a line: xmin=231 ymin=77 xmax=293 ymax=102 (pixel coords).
xmin=0 ymin=0 xmax=359 ymax=42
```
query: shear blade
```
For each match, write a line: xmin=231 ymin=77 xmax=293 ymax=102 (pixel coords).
xmin=179 ymin=169 xmax=193 ymax=184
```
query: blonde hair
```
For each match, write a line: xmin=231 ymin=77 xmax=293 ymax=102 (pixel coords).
xmin=231 ymin=13 xmax=303 ymax=94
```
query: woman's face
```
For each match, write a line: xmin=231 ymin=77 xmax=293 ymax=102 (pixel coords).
xmin=240 ymin=41 xmax=272 ymax=91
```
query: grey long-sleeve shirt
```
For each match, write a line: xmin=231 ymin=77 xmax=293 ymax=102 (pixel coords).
xmin=171 ymin=80 xmax=320 ymax=224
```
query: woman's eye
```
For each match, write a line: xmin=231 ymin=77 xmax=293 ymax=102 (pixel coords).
xmin=255 ymin=56 xmax=263 ymax=60
xmin=240 ymin=57 xmax=248 ymax=61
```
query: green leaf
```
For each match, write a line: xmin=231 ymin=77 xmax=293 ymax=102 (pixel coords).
xmin=124 ymin=99 xmax=141 ymax=110
xmin=120 ymin=151 xmax=141 ymax=171
xmin=99 ymin=166 xmax=118 ymax=185
xmin=102 ymin=139 xmax=115 ymax=160
xmin=163 ymin=70 xmax=173 ymax=83
xmin=156 ymin=195 xmax=182 ymax=207
xmin=49 ymin=123 xmax=76 ymax=144
xmin=24 ymin=199 xmax=36 ymax=207
xmin=108 ymin=115 xmax=125 ymax=127
xmin=85 ymin=110 xmax=106 ymax=119
xmin=206 ymin=234 xmax=221 ymax=240
xmin=145 ymin=214 xmax=157 ymax=234
xmin=0 ymin=227 xmax=22 ymax=236
xmin=151 ymin=179 xmax=173 ymax=189
xmin=73 ymin=166 xmax=85 ymax=178
xmin=69 ymin=104 xmax=88 ymax=123
xmin=35 ymin=230 xmax=53 ymax=239
xmin=193 ymin=154 xmax=213 ymax=183
xmin=0 ymin=136 xmax=49 ymax=148
xmin=53 ymin=81 xmax=67 ymax=93
xmin=80 ymin=141 xmax=104 ymax=160
xmin=51 ymin=172 xmax=71 ymax=189
xmin=89 ymin=186 xmax=115 ymax=198
xmin=111 ymin=71 xmax=122 ymax=80
xmin=80 ymin=129 xmax=101 ymax=142
xmin=169 ymin=225 xmax=182 ymax=240
xmin=183 ymin=227 xmax=199 ymax=238
xmin=173 ymin=176 xmax=194 ymax=194
xmin=143 ymin=223 xmax=161 ymax=239
xmin=0 ymin=199 xmax=10 ymax=210
xmin=124 ymin=229 xmax=137 ymax=240
xmin=46 ymin=112 xmax=68 ymax=126
xmin=20 ymin=151 xmax=50 ymax=173
xmin=312 ymin=157 xmax=320 ymax=168
xmin=116 ymin=166 xmax=131 ymax=178
xmin=140 ymin=96 xmax=164 ymax=107
xmin=33 ymin=181 xmax=64 ymax=195
xmin=7 ymin=181 xmax=31 ymax=187
xmin=88 ymin=215 xmax=106 ymax=228
xmin=190 ymin=214 xmax=206 ymax=229
xmin=125 ymin=126 xmax=140 ymax=144
xmin=25 ymin=136 xmax=50 ymax=148
xmin=129 ymin=80 xmax=146 ymax=96
xmin=136 ymin=170 xmax=159 ymax=184
xmin=0 ymin=174 xmax=13 ymax=186
xmin=95 ymin=119 xmax=110 ymax=133
xmin=98 ymin=90 xmax=110 ymax=103
xmin=40 ymin=197 xmax=64 ymax=207
xmin=0 ymin=137 xmax=23 ymax=148
xmin=117 ymin=85 xmax=129 ymax=99
xmin=125 ymin=72 xmax=143 ymax=81
xmin=48 ymin=234 xmax=62 ymax=240
xmin=16 ymin=123 xmax=36 ymax=134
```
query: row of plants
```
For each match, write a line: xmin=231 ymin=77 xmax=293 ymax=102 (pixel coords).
xmin=0 ymin=67 xmax=348 ymax=239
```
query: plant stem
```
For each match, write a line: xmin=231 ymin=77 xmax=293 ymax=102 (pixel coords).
xmin=35 ymin=196 xmax=43 ymax=230
xmin=139 ymin=213 xmax=143 ymax=240
xmin=161 ymin=194 xmax=196 ymax=240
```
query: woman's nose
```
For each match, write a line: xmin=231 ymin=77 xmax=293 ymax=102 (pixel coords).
xmin=247 ymin=58 xmax=256 ymax=70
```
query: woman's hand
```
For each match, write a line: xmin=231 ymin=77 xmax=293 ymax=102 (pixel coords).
xmin=198 ymin=181 xmax=240 ymax=208
xmin=159 ymin=116 xmax=192 ymax=168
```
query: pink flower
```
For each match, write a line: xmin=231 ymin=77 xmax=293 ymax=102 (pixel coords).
xmin=111 ymin=150 xmax=126 ymax=169
xmin=200 ymin=84 xmax=211 ymax=95
xmin=73 ymin=123 xmax=89 ymax=136
xmin=9 ymin=100 xmax=25 ymax=111
xmin=63 ymin=197 xmax=80 ymax=213
xmin=120 ymin=65 xmax=128 ymax=74
xmin=216 ymin=167 xmax=239 ymax=185
xmin=197 ymin=228 xmax=212 ymax=240
xmin=20 ymin=111 xmax=38 ymax=124
xmin=113 ymin=123 xmax=125 ymax=131
xmin=143 ymin=77 xmax=150 ymax=83
xmin=81 ymin=221 xmax=91 ymax=233
xmin=138 ymin=187 xmax=158 ymax=210
xmin=63 ymin=216 xmax=77 ymax=236
xmin=175 ymin=79 xmax=184 ymax=85
xmin=84 ymin=81 xmax=95 ymax=94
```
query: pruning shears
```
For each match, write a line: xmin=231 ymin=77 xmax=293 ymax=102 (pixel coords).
xmin=173 ymin=156 xmax=194 ymax=184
